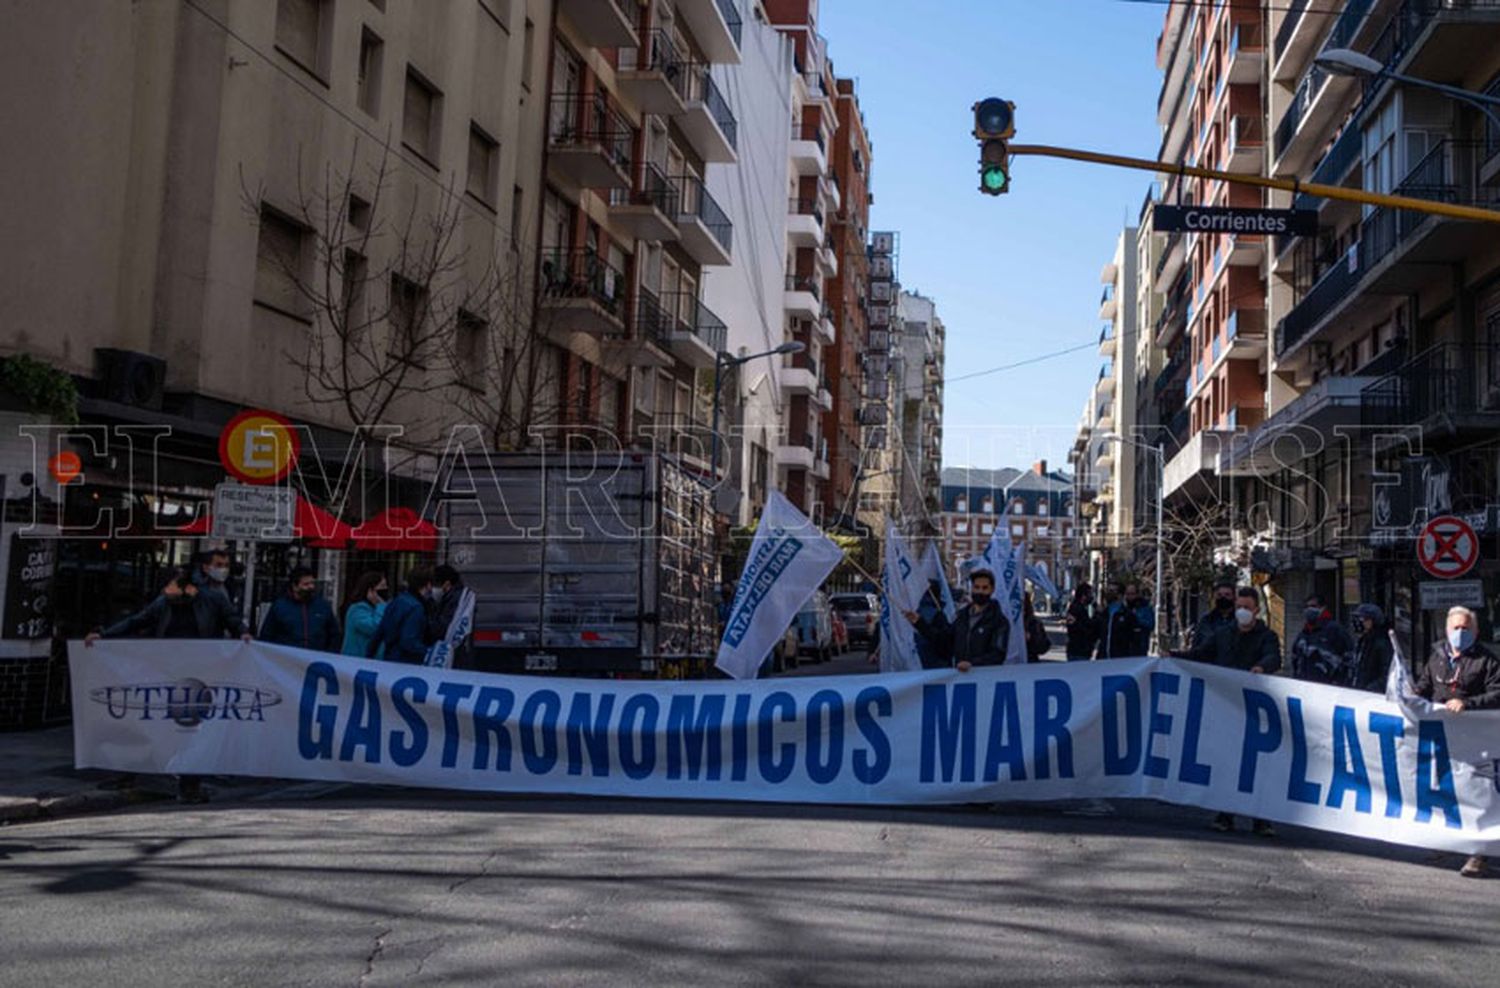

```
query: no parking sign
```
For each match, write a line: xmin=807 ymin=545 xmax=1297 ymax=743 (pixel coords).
xmin=1416 ymin=515 xmax=1480 ymax=579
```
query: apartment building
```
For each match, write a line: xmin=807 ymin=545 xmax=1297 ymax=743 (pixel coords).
xmin=897 ymin=290 xmax=945 ymax=536
xmin=543 ymin=0 xmax=743 ymax=458
xmin=0 ymin=0 xmax=551 ymax=724
xmin=939 ymin=465 xmax=1077 ymax=599
xmin=856 ymin=230 xmax=902 ymax=533
xmin=1235 ymin=0 xmax=1500 ymax=651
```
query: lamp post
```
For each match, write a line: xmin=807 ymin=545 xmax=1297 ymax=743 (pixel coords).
xmin=1102 ymin=432 xmax=1165 ymax=653
xmin=1315 ymin=48 xmax=1500 ymax=136
xmin=710 ymin=341 xmax=805 ymax=488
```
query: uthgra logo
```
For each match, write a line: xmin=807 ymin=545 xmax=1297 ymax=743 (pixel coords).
xmin=89 ymin=680 xmax=283 ymax=726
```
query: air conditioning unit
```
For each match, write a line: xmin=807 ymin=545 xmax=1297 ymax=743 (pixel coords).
xmin=95 ymin=348 xmax=166 ymax=410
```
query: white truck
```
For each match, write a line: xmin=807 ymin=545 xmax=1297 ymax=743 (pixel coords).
xmin=439 ymin=451 xmax=718 ymax=678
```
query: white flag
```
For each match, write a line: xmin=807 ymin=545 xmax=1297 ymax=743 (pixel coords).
xmin=971 ymin=528 xmax=1028 ymax=665
xmin=919 ymin=542 xmax=958 ymax=623
xmin=878 ymin=523 xmax=925 ymax=673
xmin=424 ymin=586 xmax=476 ymax=669
xmin=716 ymin=491 xmax=845 ymax=680
xmin=1026 ymin=563 xmax=1060 ymax=603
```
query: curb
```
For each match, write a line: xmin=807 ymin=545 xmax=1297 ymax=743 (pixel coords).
xmin=0 ymin=787 xmax=166 ymax=825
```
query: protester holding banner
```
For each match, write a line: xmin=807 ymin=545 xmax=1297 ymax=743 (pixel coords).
xmin=258 ymin=567 xmax=341 ymax=653
xmin=910 ymin=569 xmax=1009 ymax=671
xmin=1351 ymin=604 xmax=1392 ymax=694
xmin=1414 ymin=606 xmax=1500 ymax=877
xmin=369 ymin=567 xmax=435 ymax=664
xmin=1290 ymin=594 xmax=1356 ymax=684
xmin=341 ymin=572 xmax=389 ymax=659
xmin=425 ymin=565 xmax=475 ymax=667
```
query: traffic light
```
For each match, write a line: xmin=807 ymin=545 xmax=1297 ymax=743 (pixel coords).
xmin=973 ymin=97 xmax=1015 ymax=195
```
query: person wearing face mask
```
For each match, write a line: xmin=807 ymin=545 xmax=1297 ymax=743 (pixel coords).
xmin=341 ymin=571 xmax=390 ymax=658
xmin=1175 ymin=586 xmax=1282 ymax=836
xmin=258 ymin=565 xmax=341 ymax=652
xmin=909 ymin=569 xmax=1009 ymax=671
xmin=192 ymin=548 xmax=235 ymax=603
xmin=1350 ymin=603 xmax=1393 ymax=693
xmin=1415 ymin=606 xmax=1500 ymax=878
xmin=369 ymin=567 xmax=435 ymax=664
xmin=1193 ymin=579 xmax=1238 ymax=649
xmin=1064 ymin=583 xmax=1098 ymax=661
xmin=1289 ymin=593 xmax=1355 ymax=684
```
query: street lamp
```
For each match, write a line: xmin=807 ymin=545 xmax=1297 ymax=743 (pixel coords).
xmin=710 ymin=341 xmax=805 ymax=487
xmin=1101 ymin=432 xmax=1165 ymax=654
xmin=1315 ymin=48 xmax=1500 ymax=136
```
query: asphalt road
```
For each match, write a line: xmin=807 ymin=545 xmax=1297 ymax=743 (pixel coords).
xmin=1 ymin=784 xmax=1495 ymax=986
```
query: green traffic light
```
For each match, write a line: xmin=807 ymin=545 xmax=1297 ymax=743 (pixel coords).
xmin=982 ymin=166 xmax=1008 ymax=192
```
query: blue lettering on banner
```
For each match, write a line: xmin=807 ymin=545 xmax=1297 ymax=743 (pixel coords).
xmin=723 ymin=536 xmax=804 ymax=648
xmin=806 ymin=690 xmax=845 ymax=785
xmin=619 ymin=694 xmax=659 ymax=780
xmin=340 ymin=670 xmax=383 ymax=764
xmin=566 ymin=692 xmax=614 ymax=777
xmin=472 ymin=686 xmax=515 ymax=771
xmin=388 ymin=677 xmax=429 ymax=767
xmin=667 ymin=694 xmax=725 ymax=781
xmin=520 ymin=689 xmax=562 ymax=774
xmin=758 ymin=692 xmax=797 ymax=783
xmin=1367 ymin=712 xmax=1406 ymax=819
xmin=1033 ymin=679 xmax=1073 ymax=780
xmin=1325 ymin=706 xmax=1372 ymax=814
xmin=1286 ymin=697 xmax=1322 ymax=806
xmin=1238 ymin=689 xmax=1282 ymax=794
xmin=1416 ymin=721 xmax=1462 ymax=829
xmin=1101 ymin=675 xmax=1142 ymax=776
xmin=298 ymin=662 xmax=338 ymax=760
xmin=1178 ymin=678 xmax=1212 ymax=787
xmin=982 ymin=682 xmax=1027 ymax=783
xmin=1144 ymin=672 xmax=1179 ymax=781
xmin=921 ymin=683 xmax=976 ymax=784
xmin=852 ymin=687 xmax=892 ymax=785
xmin=437 ymin=682 xmax=473 ymax=769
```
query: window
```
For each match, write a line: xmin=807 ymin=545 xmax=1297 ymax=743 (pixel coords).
xmin=1011 ymin=524 xmax=1025 ymax=538
xmin=389 ymin=274 xmax=429 ymax=365
xmin=956 ymin=496 xmax=968 ymax=513
xmin=275 ymin=0 xmax=325 ymax=77
xmin=467 ymin=126 xmax=498 ymax=206
xmin=955 ymin=521 xmax=969 ymax=535
xmin=980 ymin=522 xmax=993 ymax=535
xmin=348 ymin=194 xmax=371 ymax=233
xmin=634 ymin=366 xmax=656 ymax=412
xmin=981 ymin=497 xmax=993 ymax=513
xmin=357 ymin=29 xmax=384 ymax=116
xmin=1012 ymin=501 xmax=1024 ymax=514
xmin=403 ymin=69 xmax=440 ymax=163
xmin=1036 ymin=526 xmax=1049 ymax=537
xmin=254 ymin=206 xmax=307 ymax=319
xmin=510 ymin=186 xmax=524 ymax=252
xmin=599 ymin=374 xmax=619 ymax=432
xmin=1038 ymin=503 xmax=1048 ymax=516
xmin=341 ymin=248 xmax=367 ymax=322
xmin=456 ymin=310 xmax=486 ymax=387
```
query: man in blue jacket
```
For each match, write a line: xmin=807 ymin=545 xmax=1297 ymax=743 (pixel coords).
xmin=258 ymin=566 xmax=341 ymax=652
xmin=369 ymin=567 xmax=435 ymax=664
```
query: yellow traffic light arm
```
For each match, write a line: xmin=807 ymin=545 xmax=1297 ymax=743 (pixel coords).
xmin=1007 ymin=143 xmax=1500 ymax=225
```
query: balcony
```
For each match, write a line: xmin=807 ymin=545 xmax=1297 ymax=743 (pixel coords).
xmin=859 ymin=404 xmax=888 ymax=427
xmin=539 ymin=248 xmax=628 ymax=343
xmin=1153 ymin=357 xmax=1186 ymax=397
xmin=1227 ymin=21 xmax=1266 ymax=84
xmin=1366 ymin=0 xmax=1500 ymax=91
xmin=1098 ymin=326 xmax=1115 ymax=356
xmin=1224 ymin=373 xmax=1385 ymax=474
xmin=608 ymin=163 xmax=678 ymax=242
xmin=787 ymin=197 xmax=825 ymax=248
xmin=868 ymin=329 xmax=891 ymax=352
xmin=547 ymin=94 xmax=633 ymax=190
xmin=557 ymin=0 xmax=638 ymax=48
xmin=1224 ymin=114 xmax=1264 ymax=174
xmin=605 ymin=289 xmax=675 ymax=368
xmin=1098 ymin=284 xmax=1117 ymax=320
xmin=817 ymin=237 xmax=839 ymax=276
xmin=676 ymin=0 xmax=743 ymax=65
xmin=779 ymin=361 xmax=819 ymax=395
xmin=784 ymin=274 xmax=820 ymax=320
xmin=1153 ymin=230 xmax=1185 ymax=292
xmin=790 ymin=121 xmax=829 ymax=177
xmin=673 ymin=176 xmax=733 ymax=266
xmin=777 ymin=433 xmax=817 ymax=472
xmin=1363 ymin=342 xmax=1500 ymax=437
xmin=1225 ymin=232 xmax=1264 ymax=267
xmin=681 ymin=65 xmax=737 ymax=164
xmin=1095 ymin=365 xmax=1115 ymax=395
xmin=1163 ymin=429 xmax=1230 ymax=499
xmin=617 ymin=31 xmax=690 ymax=114
xmin=660 ymin=291 xmax=728 ymax=369
xmin=814 ymin=383 xmax=833 ymax=412
xmin=814 ymin=306 xmax=836 ymax=344
xmin=1272 ymin=121 xmax=1361 ymax=259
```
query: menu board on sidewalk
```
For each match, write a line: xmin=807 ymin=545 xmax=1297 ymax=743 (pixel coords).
xmin=4 ymin=533 xmax=55 ymax=640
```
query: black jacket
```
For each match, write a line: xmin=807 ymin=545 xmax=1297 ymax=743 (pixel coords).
xmin=1353 ymin=628 xmax=1394 ymax=693
xmin=1183 ymin=621 xmax=1282 ymax=673
xmin=1064 ymin=599 xmax=1097 ymax=657
xmin=1192 ymin=607 xmax=1235 ymax=649
xmin=102 ymin=589 xmax=245 ymax=640
xmin=1024 ymin=615 xmax=1051 ymax=663
xmin=1414 ymin=640 xmax=1500 ymax=709
xmin=918 ymin=600 xmax=1010 ymax=667
xmin=1096 ymin=602 xmax=1141 ymax=659
xmin=1290 ymin=618 xmax=1356 ymax=682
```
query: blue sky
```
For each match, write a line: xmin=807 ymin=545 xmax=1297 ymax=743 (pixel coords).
xmin=818 ymin=0 xmax=1165 ymax=475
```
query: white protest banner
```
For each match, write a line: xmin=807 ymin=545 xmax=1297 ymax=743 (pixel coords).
xmin=879 ymin=524 xmax=925 ymax=673
xmin=71 ymin=642 xmax=1500 ymax=855
xmin=920 ymin=543 xmax=958 ymax=623
xmin=716 ymin=491 xmax=844 ymax=680
xmin=424 ymin=586 xmax=476 ymax=669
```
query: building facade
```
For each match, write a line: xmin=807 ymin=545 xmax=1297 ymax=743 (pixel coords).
xmin=939 ymin=465 xmax=1077 ymax=601
xmin=897 ymin=290 xmax=944 ymax=537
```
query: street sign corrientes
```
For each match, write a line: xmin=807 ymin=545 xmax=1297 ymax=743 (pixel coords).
xmin=1416 ymin=514 xmax=1480 ymax=580
xmin=1153 ymin=204 xmax=1318 ymax=236
xmin=218 ymin=409 xmax=301 ymax=485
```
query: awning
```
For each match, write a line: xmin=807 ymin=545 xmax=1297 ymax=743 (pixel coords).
xmin=351 ymin=506 xmax=438 ymax=553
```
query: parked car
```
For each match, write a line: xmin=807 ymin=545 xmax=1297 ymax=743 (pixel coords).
xmin=794 ymin=591 xmax=835 ymax=662
xmin=830 ymin=610 xmax=849 ymax=655
xmin=830 ymin=592 xmax=880 ymax=648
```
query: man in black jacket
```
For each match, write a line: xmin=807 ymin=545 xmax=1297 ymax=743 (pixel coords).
xmin=1414 ymin=605 xmax=1500 ymax=878
xmin=1177 ymin=586 xmax=1280 ymax=836
xmin=1095 ymin=583 xmax=1142 ymax=659
xmin=1064 ymin=583 xmax=1098 ymax=660
xmin=1192 ymin=579 xmax=1238 ymax=648
xmin=907 ymin=569 xmax=1010 ymax=670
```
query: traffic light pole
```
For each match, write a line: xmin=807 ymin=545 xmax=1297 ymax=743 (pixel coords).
xmin=1006 ymin=143 xmax=1500 ymax=225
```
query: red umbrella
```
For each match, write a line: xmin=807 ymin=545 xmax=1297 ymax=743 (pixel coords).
xmin=352 ymin=506 xmax=438 ymax=553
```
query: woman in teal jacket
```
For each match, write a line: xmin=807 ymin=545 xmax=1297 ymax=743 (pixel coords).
xmin=341 ymin=571 xmax=389 ymax=658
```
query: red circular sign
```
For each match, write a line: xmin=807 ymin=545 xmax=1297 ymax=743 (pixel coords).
xmin=1417 ymin=515 xmax=1480 ymax=579
xmin=218 ymin=409 xmax=301 ymax=485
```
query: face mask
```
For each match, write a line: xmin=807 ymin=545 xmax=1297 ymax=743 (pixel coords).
xmin=207 ymin=567 xmax=229 ymax=583
xmin=1215 ymin=597 xmax=1233 ymax=612
xmin=432 ymin=586 xmax=448 ymax=603
xmin=296 ymin=587 xmax=315 ymax=601
xmin=1304 ymin=607 xmax=1322 ymax=623
xmin=1448 ymin=627 xmax=1476 ymax=653
xmin=377 ymin=588 xmax=392 ymax=601
xmin=1235 ymin=608 xmax=1254 ymax=628
xmin=970 ymin=592 xmax=991 ymax=606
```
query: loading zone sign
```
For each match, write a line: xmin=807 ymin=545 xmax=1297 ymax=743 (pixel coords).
xmin=1417 ymin=515 xmax=1480 ymax=579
